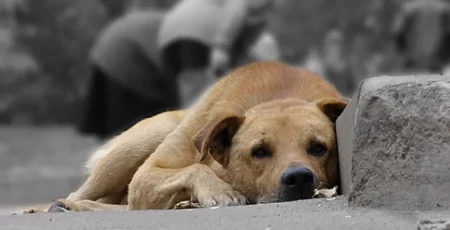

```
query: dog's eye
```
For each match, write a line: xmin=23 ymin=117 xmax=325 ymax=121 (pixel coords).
xmin=308 ymin=142 xmax=328 ymax=156
xmin=251 ymin=146 xmax=272 ymax=158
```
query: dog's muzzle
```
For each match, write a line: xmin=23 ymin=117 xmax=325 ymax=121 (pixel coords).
xmin=278 ymin=167 xmax=317 ymax=201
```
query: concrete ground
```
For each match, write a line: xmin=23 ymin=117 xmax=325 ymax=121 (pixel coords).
xmin=1 ymin=196 xmax=450 ymax=230
xmin=0 ymin=125 xmax=100 ymax=207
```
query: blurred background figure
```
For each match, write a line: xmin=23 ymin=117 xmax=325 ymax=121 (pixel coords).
xmin=78 ymin=7 xmax=179 ymax=141
xmin=302 ymin=29 xmax=355 ymax=97
xmin=392 ymin=0 xmax=450 ymax=74
xmin=158 ymin=0 xmax=280 ymax=107
xmin=301 ymin=46 xmax=326 ymax=77
xmin=320 ymin=29 xmax=355 ymax=97
xmin=247 ymin=30 xmax=281 ymax=62
xmin=185 ymin=29 xmax=282 ymax=107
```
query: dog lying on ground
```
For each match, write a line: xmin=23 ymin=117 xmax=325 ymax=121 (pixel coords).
xmin=17 ymin=61 xmax=348 ymax=214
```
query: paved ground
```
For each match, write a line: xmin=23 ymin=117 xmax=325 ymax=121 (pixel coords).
xmin=0 ymin=125 xmax=100 ymax=206
xmin=1 ymin=196 xmax=450 ymax=230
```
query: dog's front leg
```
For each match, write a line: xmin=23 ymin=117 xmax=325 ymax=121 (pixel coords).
xmin=127 ymin=163 xmax=247 ymax=210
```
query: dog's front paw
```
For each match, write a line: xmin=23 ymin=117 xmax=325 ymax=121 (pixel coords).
xmin=196 ymin=185 xmax=248 ymax=207
xmin=47 ymin=200 xmax=75 ymax=213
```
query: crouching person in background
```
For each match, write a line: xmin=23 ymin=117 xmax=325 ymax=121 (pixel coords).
xmin=392 ymin=0 xmax=450 ymax=74
xmin=158 ymin=0 xmax=281 ymax=107
xmin=77 ymin=8 xmax=179 ymax=141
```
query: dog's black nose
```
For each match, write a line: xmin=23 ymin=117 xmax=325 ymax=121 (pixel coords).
xmin=281 ymin=167 xmax=314 ymax=187
xmin=280 ymin=167 xmax=315 ymax=200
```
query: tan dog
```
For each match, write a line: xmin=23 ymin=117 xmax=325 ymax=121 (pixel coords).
xmin=17 ymin=61 xmax=347 ymax=214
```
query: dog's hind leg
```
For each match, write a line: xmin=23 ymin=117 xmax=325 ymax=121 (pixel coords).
xmin=46 ymin=199 xmax=127 ymax=213
xmin=67 ymin=110 xmax=187 ymax=203
xmin=14 ymin=204 xmax=53 ymax=215
xmin=15 ymin=110 xmax=187 ymax=215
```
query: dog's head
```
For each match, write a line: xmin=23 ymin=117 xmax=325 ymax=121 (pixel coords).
xmin=193 ymin=97 xmax=347 ymax=204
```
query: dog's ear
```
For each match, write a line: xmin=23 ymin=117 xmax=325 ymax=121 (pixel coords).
xmin=315 ymin=97 xmax=349 ymax=122
xmin=192 ymin=115 xmax=245 ymax=166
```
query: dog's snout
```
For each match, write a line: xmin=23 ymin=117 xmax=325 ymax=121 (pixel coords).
xmin=279 ymin=167 xmax=316 ymax=201
xmin=281 ymin=167 xmax=314 ymax=187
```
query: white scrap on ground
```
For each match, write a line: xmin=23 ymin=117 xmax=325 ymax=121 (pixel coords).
xmin=313 ymin=186 xmax=339 ymax=199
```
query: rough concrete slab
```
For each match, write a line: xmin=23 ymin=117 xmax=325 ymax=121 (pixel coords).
xmin=336 ymin=74 xmax=450 ymax=210
xmin=1 ymin=196 xmax=449 ymax=230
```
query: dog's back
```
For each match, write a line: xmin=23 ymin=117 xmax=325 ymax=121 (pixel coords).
xmin=185 ymin=61 xmax=342 ymax=129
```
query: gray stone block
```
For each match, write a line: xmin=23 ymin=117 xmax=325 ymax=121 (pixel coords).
xmin=336 ymin=75 xmax=450 ymax=210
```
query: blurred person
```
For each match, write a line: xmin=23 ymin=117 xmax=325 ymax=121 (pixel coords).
xmin=392 ymin=0 xmax=450 ymax=73
xmin=301 ymin=46 xmax=326 ymax=77
xmin=348 ymin=35 xmax=389 ymax=84
xmin=322 ymin=30 xmax=355 ymax=96
xmin=246 ymin=30 xmax=281 ymax=64
xmin=157 ymin=0 xmax=278 ymax=107
xmin=77 ymin=8 xmax=179 ymax=141
xmin=184 ymin=30 xmax=281 ymax=108
xmin=349 ymin=36 xmax=370 ymax=83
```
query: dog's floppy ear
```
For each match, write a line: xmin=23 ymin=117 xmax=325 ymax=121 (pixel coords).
xmin=192 ymin=115 xmax=245 ymax=166
xmin=315 ymin=97 xmax=349 ymax=122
